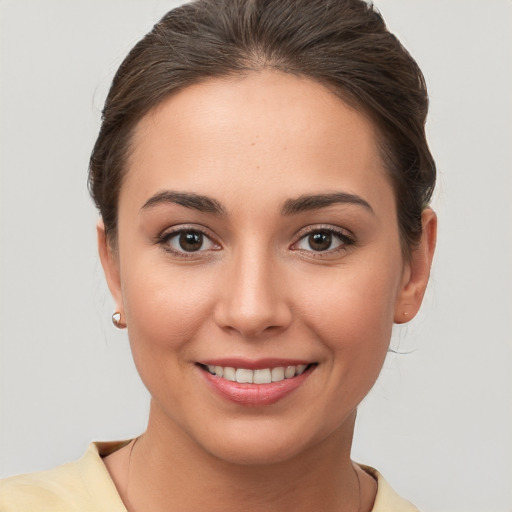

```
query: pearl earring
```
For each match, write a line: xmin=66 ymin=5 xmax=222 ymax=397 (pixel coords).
xmin=112 ymin=312 xmax=127 ymax=329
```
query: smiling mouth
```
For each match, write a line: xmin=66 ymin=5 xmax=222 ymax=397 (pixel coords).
xmin=197 ymin=363 xmax=316 ymax=384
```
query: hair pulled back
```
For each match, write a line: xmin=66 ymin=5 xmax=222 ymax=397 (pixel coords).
xmin=89 ymin=0 xmax=435 ymax=254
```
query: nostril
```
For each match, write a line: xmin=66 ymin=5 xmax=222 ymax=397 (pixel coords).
xmin=222 ymin=322 xmax=287 ymax=340
xmin=214 ymin=293 xmax=293 ymax=339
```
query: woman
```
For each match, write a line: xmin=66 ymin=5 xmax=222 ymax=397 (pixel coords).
xmin=0 ymin=0 xmax=436 ymax=510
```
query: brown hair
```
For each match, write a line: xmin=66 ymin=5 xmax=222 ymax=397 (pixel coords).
xmin=89 ymin=0 xmax=435 ymax=254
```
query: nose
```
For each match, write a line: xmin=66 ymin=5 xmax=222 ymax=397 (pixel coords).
xmin=214 ymin=246 xmax=292 ymax=339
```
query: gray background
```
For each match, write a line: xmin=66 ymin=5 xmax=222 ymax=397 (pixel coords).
xmin=1 ymin=1 xmax=511 ymax=511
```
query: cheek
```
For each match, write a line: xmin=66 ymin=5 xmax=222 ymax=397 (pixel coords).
xmin=119 ymin=263 xmax=225 ymax=424
xmin=296 ymin=258 xmax=402 ymax=387
xmin=300 ymin=259 xmax=400 ymax=339
xmin=119 ymin=261 xmax=217 ymax=370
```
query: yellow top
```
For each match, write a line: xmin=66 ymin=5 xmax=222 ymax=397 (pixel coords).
xmin=0 ymin=441 xmax=419 ymax=511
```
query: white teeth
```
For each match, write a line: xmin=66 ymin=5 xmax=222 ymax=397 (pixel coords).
xmin=205 ymin=364 xmax=310 ymax=384
xmin=223 ymin=367 xmax=236 ymax=381
xmin=253 ymin=369 xmax=272 ymax=384
xmin=296 ymin=364 xmax=307 ymax=375
xmin=271 ymin=367 xmax=285 ymax=382
xmin=236 ymin=368 xmax=253 ymax=384
xmin=284 ymin=366 xmax=296 ymax=379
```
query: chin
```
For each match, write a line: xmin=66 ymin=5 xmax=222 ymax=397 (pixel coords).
xmin=204 ymin=434 xmax=308 ymax=466
xmin=188 ymin=415 xmax=344 ymax=467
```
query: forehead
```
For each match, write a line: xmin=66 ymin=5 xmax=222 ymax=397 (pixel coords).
xmin=122 ymin=70 xmax=394 ymax=214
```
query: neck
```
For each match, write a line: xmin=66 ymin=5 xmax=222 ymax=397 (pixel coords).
xmin=121 ymin=402 xmax=362 ymax=512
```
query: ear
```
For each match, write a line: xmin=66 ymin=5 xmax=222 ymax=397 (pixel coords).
xmin=394 ymin=208 xmax=437 ymax=324
xmin=97 ymin=219 xmax=124 ymax=317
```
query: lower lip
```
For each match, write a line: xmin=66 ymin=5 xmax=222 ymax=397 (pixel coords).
xmin=200 ymin=367 xmax=314 ymax=406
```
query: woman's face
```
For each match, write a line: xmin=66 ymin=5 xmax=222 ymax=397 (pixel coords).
xmin=100 ymin=71 xmax=433 ymax=465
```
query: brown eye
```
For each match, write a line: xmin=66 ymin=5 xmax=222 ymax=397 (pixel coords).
xmin=308 ymin=231 xmax=332 ymax=251
xmin=161 ymin=228 xmax=218 ymax=254
xmin=293 ymin=228 xmax=351 ymax=254
xmin=179 ymin=231 xmax=204 ymax=252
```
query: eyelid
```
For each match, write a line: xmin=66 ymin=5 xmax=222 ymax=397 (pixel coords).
xmin=290 ymin=224 xmax=355 ymax=255
xmin=292 ymin=224 xmax=354 ymax=242
xmin=156 ymin=224 xmax=221 ymax=256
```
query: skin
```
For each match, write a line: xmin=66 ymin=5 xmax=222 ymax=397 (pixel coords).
xmin=99 ymin=70 xmax=436 ymax=512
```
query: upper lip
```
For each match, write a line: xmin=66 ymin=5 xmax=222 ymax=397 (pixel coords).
xmin=198 ymin=358 xmax=316 ymax=370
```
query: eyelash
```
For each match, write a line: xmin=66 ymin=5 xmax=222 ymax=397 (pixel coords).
xmin=156 ymin=225 xmax=355 ymax=259
xmin=290 ymin=225 xmax=355 ymax=258
xmin=156 ymin=225 xmax=220 ymax=259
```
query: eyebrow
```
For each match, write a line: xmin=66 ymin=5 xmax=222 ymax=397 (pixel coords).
xmin=141 ymin=191 xmax=226 ymax=215
xmin=281 ymin=192 xmax=374 ymax=216
xmin=141 ymin=190 xmax=373 ymax=217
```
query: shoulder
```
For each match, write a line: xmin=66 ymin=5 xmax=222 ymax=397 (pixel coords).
xmin=362 ymin=465 xmax=420 ymax=512
xmin=0 ymin=461 xmax=89 ymax=511
xmin=0 ymin=442 xmax=129 ymax=512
